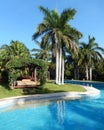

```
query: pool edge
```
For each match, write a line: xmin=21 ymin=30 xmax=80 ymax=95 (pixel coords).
xmin=0 ymin=86 xmax=100 ymax=109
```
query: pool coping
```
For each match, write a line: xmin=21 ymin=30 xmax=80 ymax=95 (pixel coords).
xmin=0 ymin=86 xmax=100 ymax=109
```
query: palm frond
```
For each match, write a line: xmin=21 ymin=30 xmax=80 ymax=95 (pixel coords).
xmin=32 ymin=23 xmax=50 ymax=40
xmin=39 ymin=6 xmax=51 ymax=18
xmin=60 ymin=8 xmax=76 ymax=26
xmin=31 ymin=48 xmax=41 ymax=52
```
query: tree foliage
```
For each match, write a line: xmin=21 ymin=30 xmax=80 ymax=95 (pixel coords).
xmin=0 ymin=41 xmax=48 ymax=88
xmin=32 ymin=6 xmax=82 ymax=84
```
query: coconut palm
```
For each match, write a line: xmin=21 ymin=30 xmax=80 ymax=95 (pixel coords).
xmin=79 ymin=36 xmax=104 ymax=80
xmin=1 ymin=41 xmax=30 ymax=59
xmin=31 ymin=40 xmax=51 ymax=61
xmin=9 ymin=40 xmax=30 ymax=59
xmin=0 ymin=40 xmax=31 ymax=73
xmin=33 ymin=6 xmax=82 ymax=85
xmin=65 ymin=49 xmax=83 ymax=80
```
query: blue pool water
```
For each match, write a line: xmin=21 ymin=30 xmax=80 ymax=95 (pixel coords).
xmin=0 ymin=81 xmax=104 ymax=130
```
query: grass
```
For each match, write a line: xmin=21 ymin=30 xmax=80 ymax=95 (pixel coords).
xmin=0 ymin=82 xmax=86 ymax=99
xmin=0 ymin=83 xmax=22 ymax=99
xmin=39 ymin=82 xmax=86 ymax=93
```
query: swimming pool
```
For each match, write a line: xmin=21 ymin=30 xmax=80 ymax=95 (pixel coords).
xmin=0 ymin=81 xmax=104 ymax=130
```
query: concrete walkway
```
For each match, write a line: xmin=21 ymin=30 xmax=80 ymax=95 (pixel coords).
xmin=0 ymin=86 xmax=100 ymax=109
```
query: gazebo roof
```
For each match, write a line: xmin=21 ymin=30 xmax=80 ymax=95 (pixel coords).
xmin=7 ymin=57 xmax=46 ymax=69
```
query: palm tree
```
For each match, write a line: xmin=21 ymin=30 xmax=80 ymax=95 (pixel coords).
xmin=9 ymin=40 xmax=30 ymax=59
xmin=1 ymin=40 xmax=30 ymax=60
xmin=79 ymin=36 xmax=104 ymax=80
xmin=31 ymin=40 xmax=51 ymax=61
xmin=33 ymin=6 xmax=82 ymax=85
xmin=0 ymin=41 xmax=31 ymax=78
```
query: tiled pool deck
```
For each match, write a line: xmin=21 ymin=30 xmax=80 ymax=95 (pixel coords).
xmin=0 ymin=86 xmax=100 ymax=109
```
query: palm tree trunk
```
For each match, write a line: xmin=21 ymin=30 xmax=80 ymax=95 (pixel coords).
xmin=77 ymin=68 xmax=79 ymax=80
xmin=58 ymin=48 xmax=62 ymax=85
xmin=62 ymin=57 xmax=64 ymax=84
xmin=74 ymin=68 xmax=77 ymax=80
xmin=34 ymin=68 xmax=37 ymax=82
xmin=56 ymin=43 xmax=64 ymax=85
xmin=86 ymin=65 xmax=89 ymax=80
xmin=90 ymin=67 xmax=92 ymax=81
xmin=56 ymin=47 xmax=59 ymax=84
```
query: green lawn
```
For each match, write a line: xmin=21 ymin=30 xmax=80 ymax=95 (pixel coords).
xmin=0 ymin=82 xmax=86 ymax=99
xmin=41 ymin=82 xmax=86 ymax=93
xmin=0 ymin=83 xmax=22 ymax=99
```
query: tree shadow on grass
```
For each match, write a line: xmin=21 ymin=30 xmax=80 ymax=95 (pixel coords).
xmin=0 ymin=82 xmax=10 ymax=90
xmin=22 ymin=86 xmax=66 ymax=95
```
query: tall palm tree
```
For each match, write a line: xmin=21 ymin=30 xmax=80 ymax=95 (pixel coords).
xmin=65 ymin=49 xmax=82 ymax=80
xmin=33 ymin=6 xmax=82 ymax=85
xmin=79 ymin=36 xmax=104 ymax=80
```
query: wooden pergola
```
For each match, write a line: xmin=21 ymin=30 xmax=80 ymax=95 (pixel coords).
xmin=8 ymin=58 xmax=47 ymax=89
xmin=13 ymin=64 xmax=40 ymax=89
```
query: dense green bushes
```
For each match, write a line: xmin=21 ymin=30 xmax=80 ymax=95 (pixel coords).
xmin=7 ymin=58 xmax=48 ymax=88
